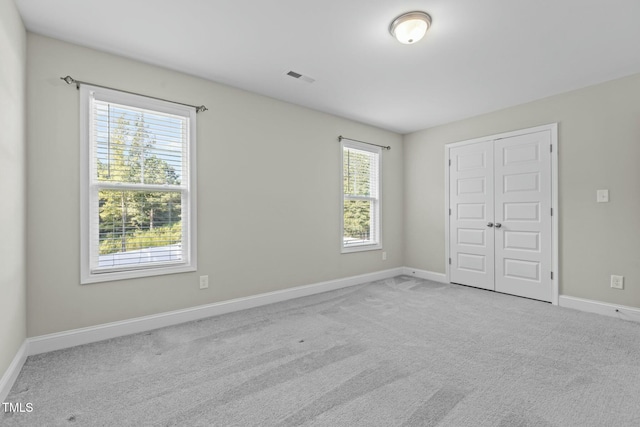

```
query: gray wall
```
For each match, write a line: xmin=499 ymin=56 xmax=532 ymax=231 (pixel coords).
xmin=0 ymin=0 xmax=27 ymax=379
xmin=26 ymin=34 xmax=404 ymax=337
xmin=8 ymin=20 xmax=639 ymax=373
xmin=404 ymin=73 xmax=640 ymax=308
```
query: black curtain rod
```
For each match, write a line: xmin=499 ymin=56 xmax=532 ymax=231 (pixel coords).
xmin=60 ymin=75 xmax=208 ymax=113
xmin=338 ymin=135 xmax=391 ymax=150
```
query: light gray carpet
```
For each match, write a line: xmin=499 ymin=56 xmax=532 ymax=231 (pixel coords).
xmin=3 ymin=276 xmax=640 ymax=426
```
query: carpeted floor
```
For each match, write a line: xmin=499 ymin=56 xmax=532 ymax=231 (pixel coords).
xmin=3 ymin=276 xmax=640 ymax=426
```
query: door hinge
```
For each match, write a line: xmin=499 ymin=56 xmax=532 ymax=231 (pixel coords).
xmin=449 ymin=258 xmax=452 ymax=265
xmin=550 ymin=144 xmax=553 ymax=153
xmin=551 ymin=208 xmax=553 ymax=216
xmin=449 ymin=208 xmax=452 ymax=215
xmin=449 ymin=159 xmax=452 ymax=166
xmin=551 ymin=271 xmax=554 ymax=280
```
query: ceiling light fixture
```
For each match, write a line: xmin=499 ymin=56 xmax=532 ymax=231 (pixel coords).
xmin=389 ymin=11 xmax=432 ymax=44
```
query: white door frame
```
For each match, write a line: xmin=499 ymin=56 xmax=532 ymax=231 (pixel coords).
xmin=444 ymin=123 xmax=559 ymax=305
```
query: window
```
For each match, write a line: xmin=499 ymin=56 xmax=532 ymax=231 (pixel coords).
xmin=80 ymin=86 xmax=196 ymax=283
xmin=341 ymin=140 xmax=381 ymax=252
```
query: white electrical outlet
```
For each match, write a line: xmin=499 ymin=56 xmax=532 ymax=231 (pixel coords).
xmin=597 ymin=189 xmax=609 ymax=203
xmin=382 ymin=252 xmax=387 ymax=261
xmin=610 ymin=275 xmax=624 ymax=290
xmin=199 ymin=275 xmax=209 ymax=289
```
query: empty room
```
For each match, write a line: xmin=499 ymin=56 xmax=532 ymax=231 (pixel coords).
xmin=2 ymin=0 xmax=640 ymax=425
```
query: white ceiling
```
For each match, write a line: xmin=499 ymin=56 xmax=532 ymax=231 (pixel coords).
xmin=15 ymin=0 xmax=640 ymax=134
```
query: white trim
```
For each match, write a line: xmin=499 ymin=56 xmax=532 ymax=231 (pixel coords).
xmin=341 ymin=244 xmax=383 ymax=254
xmin=340 ymin=139 xmax=382 ymax=254
xmin=79 ymin=85 xmax=91 ymax=283
xmin=4 ymin=273 xmax=638 ymax=400
xmin=559 ymin=295 xmax=640 ymax=324
xmin=27 ymin=267 xmax=403 ymax=356
xmin=444 ymin=145 xmax=450 ymax=283
xmin=550 ymin=124 xmax=559 ymax=305
xmin=444 ymin=123 xmax=559 ymax=304
xmin=0 ymin=341 xmax=27 ymax=403
xmin=79 ymin=85 xmax=197 ymax=284
xmin=403 ymin=267 xmax=447 ymax=283
xmin=81 ymin=264 xmax=197 ymax=284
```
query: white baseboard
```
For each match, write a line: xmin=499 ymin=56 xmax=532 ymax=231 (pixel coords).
xmin=559 ymin=295 xmax=640 ymax=324
xmin=0 ymin=341 xmax=27 ymax=403
xmin=4 ymin=271 xmax=639 ymax=399
xmin=403 ymin=267 xmax=447 ymax=283
xmin=27 ymin=267 xmax=404 ymax=356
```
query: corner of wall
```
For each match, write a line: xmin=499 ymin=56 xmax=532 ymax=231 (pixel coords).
xmin=0 ymin=0 xmax=28 ymax=398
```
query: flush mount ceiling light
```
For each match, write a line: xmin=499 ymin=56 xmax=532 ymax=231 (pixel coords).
xmin=389 ymin=11 xmax=432 ymax=44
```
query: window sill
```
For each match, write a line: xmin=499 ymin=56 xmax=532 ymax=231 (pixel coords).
xmin=81 ymin=263 xmax=196 ymax=284
xmin=341 ymin=244 xmax=382 ymax=254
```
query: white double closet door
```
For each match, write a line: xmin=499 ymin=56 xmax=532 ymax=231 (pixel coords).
xmin=449 ymin=129 xmax=553 ymax=302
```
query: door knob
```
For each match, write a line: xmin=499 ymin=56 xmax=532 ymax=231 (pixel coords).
xmin=487 ymin=222 xmax=494 ymax=227
xmin=495 ymin=223 xmax=502 ymax=228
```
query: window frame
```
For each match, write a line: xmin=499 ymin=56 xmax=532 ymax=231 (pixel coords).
xmin=80 ymin=85 xmax=197 ymax=284
xmin=340 ymin=139 xmax=382 ymax=253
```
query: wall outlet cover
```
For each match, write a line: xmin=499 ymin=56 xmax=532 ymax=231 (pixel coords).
xmin=597 ymin=189 xmax=609 ymax=203
xmin=611 ymin=275 xmax=624 ymax=290
xmin=199 ymin=275 xmax=209 ymax=289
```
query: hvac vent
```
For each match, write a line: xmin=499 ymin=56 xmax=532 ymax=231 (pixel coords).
xmin=286 ymin=70 xmax=315 ymax=84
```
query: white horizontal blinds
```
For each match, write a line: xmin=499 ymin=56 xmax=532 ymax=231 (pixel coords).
xmin=343 ymin=142 xmax=380 ymax=248
xmin=89 ymin=95 xmax=190 ymax=273
xmin=93 ymin=101 xmax=187 ymax=187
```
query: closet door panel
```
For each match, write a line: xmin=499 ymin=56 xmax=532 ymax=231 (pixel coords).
xmin=449 ymin=141 xmax=495 ymax=290
xmin=494 ymin=131 xmax=552 ymax=302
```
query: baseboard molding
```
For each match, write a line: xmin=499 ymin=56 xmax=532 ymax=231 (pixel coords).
xmin=559 ymin=295 xmax=640 ymax=324
xmin=403 ymin=267 xmax=447 ymax=283
xmin=0 ymin=341 xmax=27 ymax=403
xmin=27 ymin=267 xmax=404 ymax=356
xmin=5 ymin=272 xmax=638 ymax=399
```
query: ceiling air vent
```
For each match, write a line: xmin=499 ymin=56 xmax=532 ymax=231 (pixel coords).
xmin=286 ymin=70 xmax=315 ymax=84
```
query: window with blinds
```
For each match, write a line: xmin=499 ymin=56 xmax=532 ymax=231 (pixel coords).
xmin=80 ymin=85 xmax=197 ymax=283
xmin=341 ymin=140 xmax=381 ymax=252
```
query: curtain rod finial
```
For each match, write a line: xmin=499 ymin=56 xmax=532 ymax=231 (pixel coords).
xmin=196 ymin=105 xmax=208 ymax=113
xmin=61 ymin=75 xmax=75 ymax=85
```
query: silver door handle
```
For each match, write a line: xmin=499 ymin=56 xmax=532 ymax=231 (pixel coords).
xmin=487 ymin=222 xmax=494 ymax=227
xmin=495 ymin=223 xmax=502 ymax=229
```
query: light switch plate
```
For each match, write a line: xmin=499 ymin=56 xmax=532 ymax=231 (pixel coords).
xmin=597 ymin=189 xmax=609 ymax=203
